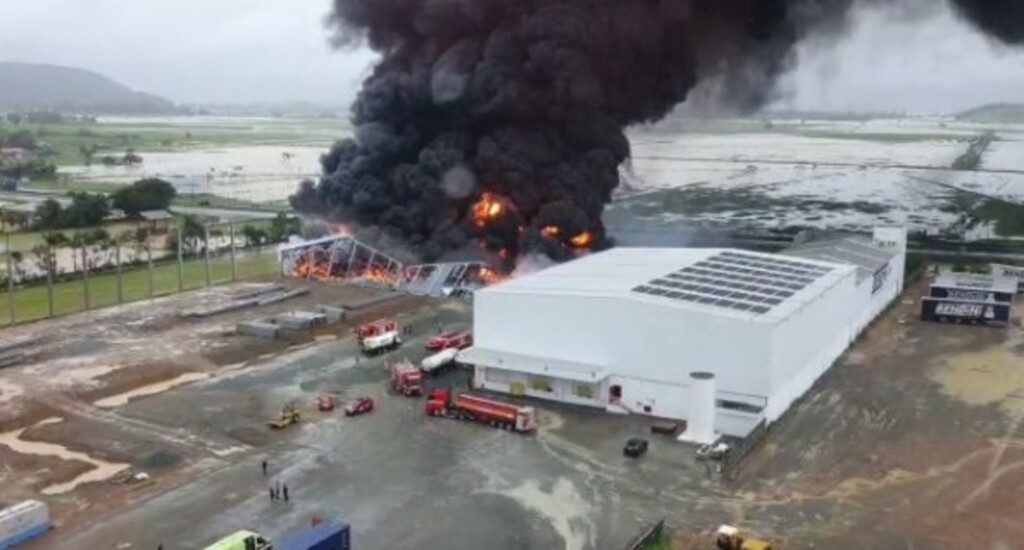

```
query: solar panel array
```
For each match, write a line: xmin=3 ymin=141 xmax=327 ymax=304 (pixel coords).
xmin=632 ymin=251 xmax=833 ymax=315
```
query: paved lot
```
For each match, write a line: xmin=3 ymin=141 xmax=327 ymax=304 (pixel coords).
xmin=35 ymin=303 xmax=700 ymax=550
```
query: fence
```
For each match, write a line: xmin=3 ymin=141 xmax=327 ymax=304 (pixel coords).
xmin=0 ymin=219 xmax=280 ymax=326
xmin=624 ymin=519 xmax=666 ymax=550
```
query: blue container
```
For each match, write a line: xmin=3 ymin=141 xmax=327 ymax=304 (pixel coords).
xmin=276 ymin=522 xmax=350 ymax=550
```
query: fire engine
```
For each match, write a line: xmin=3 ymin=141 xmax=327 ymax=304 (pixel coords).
xmin=390 ymin=360 xmax=423 ymax=397
xmin=425 ymin=389 xmax=536 ymax=433
xmin=357 ymin=318 xmax=402 ymax=355
xmin=425 ymin=330 xmax=472 ymax=352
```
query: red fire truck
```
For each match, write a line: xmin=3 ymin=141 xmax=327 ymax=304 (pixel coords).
xmin=425 ymin=389 xmax=536 ymax=433
xmin=357 ymin=318 xmax=402 ymax=355
xmin=390 ymin=361 xmax=423 ymax=397
xmin=425 ymin=330 xmax=472 ymax=352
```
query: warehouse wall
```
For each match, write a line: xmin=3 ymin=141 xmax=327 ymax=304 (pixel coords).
xmin=474 ymin=290 xmax=773 ymax=400
xmin=607 ymin=374 xmax=690 ymax=419
xmin=852 ymin=253 xmax=905 ymax=335
xmin=767 ymin=269 xmax=859 ymax=422
xmin=476 ymin=366 xmax=606 ymax=408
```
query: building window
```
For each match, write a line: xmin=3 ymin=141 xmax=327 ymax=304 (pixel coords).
xmin=529 ymin=376 xmax=553 ymax=392
xmin=717 ymin=399 xmax=763 ymax=415
xmin=574 ymin=384 xmax=594 ymax=399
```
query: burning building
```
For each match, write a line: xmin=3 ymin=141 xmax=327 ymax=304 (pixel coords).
xmin=291 ymin=1 xmax=1024 ymax=267
xmin=459 ymin=228 xmax=907 ymax=441
xmin=278 ymin=235 xmax=502 ymax=296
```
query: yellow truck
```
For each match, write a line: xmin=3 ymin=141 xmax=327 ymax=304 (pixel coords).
xmin=203 ymin=529 xmax=272 ymax=550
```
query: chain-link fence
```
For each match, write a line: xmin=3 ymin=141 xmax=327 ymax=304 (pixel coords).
xmin=0 ymin=218 xmax=281 ymax=326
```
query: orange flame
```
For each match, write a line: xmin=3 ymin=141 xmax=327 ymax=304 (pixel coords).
xmin=540 ymin=226 xmax=560 ymax=238
xmin=570 ymin=231 xmax=594 ymax=248
xmin=478 ymin=266 xmax=502 ymax=284
xmin=290 ymin=253 xmax=396 ymax=285
xmin=471 ymin=192 xmax=506 ymax=228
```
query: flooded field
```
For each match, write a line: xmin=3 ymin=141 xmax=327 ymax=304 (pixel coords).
xmin=622 ymin=117 xmax=1024 ymax=236
xmin=62 ymin=145 xmax=324 ymax=203
xmin=44 ymin=115 xmax=354 ymax=204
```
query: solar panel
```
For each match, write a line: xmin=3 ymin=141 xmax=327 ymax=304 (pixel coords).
xmin=633 ymin=251 xmax=835 ymax=316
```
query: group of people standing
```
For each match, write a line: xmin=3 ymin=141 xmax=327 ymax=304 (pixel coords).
xmin=262 ymin=460 xmax=290 ymax=503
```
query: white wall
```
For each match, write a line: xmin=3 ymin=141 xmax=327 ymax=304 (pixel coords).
xmin=716 ymin=409 xmax=763 ymax=438
xmin=474 ymin=291 xmax=773 ymax=399
xmin=767 ymin=269 xmax=858 ymax=421
xmin=607 ymin=375 xmax=690 ymax=419
xmin=852 ymin=254 xmax=904 ymax=335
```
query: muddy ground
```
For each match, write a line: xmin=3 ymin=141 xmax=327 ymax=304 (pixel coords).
xmin=723 ymin=276 xmax=1024 ymax=549
xmin=0 ymin=279 xmax=435 ymax=525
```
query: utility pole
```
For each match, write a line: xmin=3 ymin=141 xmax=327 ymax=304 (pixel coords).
xmin=203 ymin=224 xmax=211 ymax=287
xmin=5 ymin=231 xmax=13 ymax=324
xmin=176 ymin=225 xmax=184 ymax=292
xmin=229 ymin=223 xmax=236 ymax=281
xmin=46 ymin=245 xmax=54 ymax=318
xmin=115 ymin=242 xmax=123 ymax=304
xmin=147 ymin=238 xmax=154 ymax=299
xmin=82 ymin=246 xmax=90 ymax=310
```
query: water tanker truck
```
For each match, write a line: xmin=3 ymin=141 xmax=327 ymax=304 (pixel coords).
xmin=425 ymin=389 xmax=536 ymax=433
xmin=419 ymin=347 xmax=459 ymax=376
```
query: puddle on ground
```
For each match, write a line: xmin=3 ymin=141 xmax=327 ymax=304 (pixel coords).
xmin=0 ymin=417 xmax=131 ymax=495
xmin=93 ymin=372 xmax=211 ymax=408
xmin=502 ymin=478 xmax=593 ymax=550
xmin=929 ymin=346 xmax=1024 ymax=416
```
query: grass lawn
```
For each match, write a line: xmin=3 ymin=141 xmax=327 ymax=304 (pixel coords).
xmin=172 ymin=193 xmax=289 ymax=212
xmin=4 ymin=119 xmax=349 ymax=167
xmin=0 ymin=248 xmax=279 ymax=324
xmin=24 ymin=178 xmax=126 ymax=194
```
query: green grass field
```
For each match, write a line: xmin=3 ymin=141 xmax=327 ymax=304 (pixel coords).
xmin=3 ymin=118 xmax=350 ymax=167
xmin=0 ymin=249 xmax=279 ymax=324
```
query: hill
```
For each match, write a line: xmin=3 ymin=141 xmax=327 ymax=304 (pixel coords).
xmin=956 ymin=103 xmax=1024 ymax=123
xmin=0 ymin=62 xmax=175 ymax=114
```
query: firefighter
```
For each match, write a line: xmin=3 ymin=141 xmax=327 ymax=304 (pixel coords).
xmin=261 ymin=460 xmax=268 ymax=477
xmin=283 ymin=484 xmax=290 ymax=502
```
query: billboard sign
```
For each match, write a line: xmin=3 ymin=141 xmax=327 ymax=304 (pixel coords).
xmin=921 ymin=298 xmax=1011 ymax=326
xmin=929 ymin=286 xmax=1013 ymax=303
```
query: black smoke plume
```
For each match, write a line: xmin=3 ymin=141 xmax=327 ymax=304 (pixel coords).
xmin=291 ymin=0 xmax=1024 ymax=266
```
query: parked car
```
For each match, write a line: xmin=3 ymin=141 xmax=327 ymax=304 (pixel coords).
xmin=344 ymin=397 xmax=375 ymax=416
xmin=623 ymin=438 xmax=649 ymax=458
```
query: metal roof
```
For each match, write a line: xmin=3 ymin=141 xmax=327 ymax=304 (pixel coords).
xmin=783 ymin=237 xmax=897 ymax=283
xmin=458 ymin=347 xmax=608 ymax=382
xmin=481 ymin=247 xmax=856 ymax=324
xmin=139 ymin=209 xmax=173 ymax=221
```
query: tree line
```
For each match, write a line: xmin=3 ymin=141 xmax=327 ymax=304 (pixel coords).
xmin=27 ymin=178 xmax=177 ymax=231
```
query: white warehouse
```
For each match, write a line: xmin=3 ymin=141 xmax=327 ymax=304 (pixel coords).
xmin=460 ymin=228 xmax=906 ymax=442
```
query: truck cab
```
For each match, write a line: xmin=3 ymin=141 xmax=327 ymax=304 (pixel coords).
xmin=358 ymin=319 xmax=401 ymax=355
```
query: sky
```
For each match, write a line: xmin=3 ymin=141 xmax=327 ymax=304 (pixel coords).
xmin=1 ymin=0 xmax=1023 ymax=113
